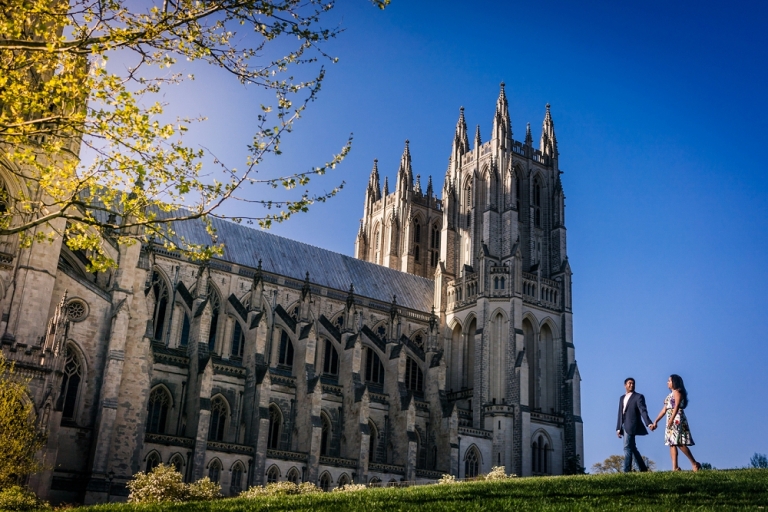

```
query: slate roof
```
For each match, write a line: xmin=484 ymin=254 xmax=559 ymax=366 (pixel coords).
xmin=162 ymin=212 xmax=435 ymax=312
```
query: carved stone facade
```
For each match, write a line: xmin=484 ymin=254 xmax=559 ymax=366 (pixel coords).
xmin=1 ymin=83 xmax=581 ymax=505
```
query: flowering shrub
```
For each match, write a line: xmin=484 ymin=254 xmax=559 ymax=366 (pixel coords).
xmin=0 ymin=486 xmax=48 ymax=511
xmin=483 ymin=466 xmax=516 ymax=481
xmin=240 ymin=481 xmax=299 ymax=498
xmin=187 ymin=477 xmax=221 ymax=501
xmin=332 ymin=483 xmax=367 ymax=492
xmin=127 ymin=464 xmax=188 ymax=504
xmin=297 ymin=482 xmax=323 ymax=494
xmin=438 ymin=474 xmax=457 ymax=484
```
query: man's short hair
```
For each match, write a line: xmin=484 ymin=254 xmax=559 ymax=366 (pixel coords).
xmin=624 ymin=377 xmax=635 ymax=385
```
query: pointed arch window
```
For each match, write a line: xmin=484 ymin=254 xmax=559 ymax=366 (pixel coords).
xmin=207 ymin=284 xmax=222 ymax=352
xmin=319 ymin=472 xmax=331 ymax=492
xmin=465 ymin=447 xmax=480 ymax=478
xmin=364 ymin=347 xmax=385 ymax=386
xmin=413 ymin=333 xmax=424 ymax=350
xmin=146 ymin=452 xmax=161 ymax=473
xmin=231 ymin=463 xmax=244 ymax=494
xmin=179 ymin=313 xmax=190 ymax=347
xmin=266 ymin=465 xmax=280 ymax=483
xmin=413 ymin=219 xmax=421 ymax=243
xmin=368 ymin=421 xmax=378 ymax=462
xmin=208 ymin=459 xmax=222 ymax=483
xmin=208 ymin=396 xmax=228 ymax=441
xmin=320 ymin=413 xmax=331 ymax=456
xmin=170 ymin=454 xmax=184 ymax=474
xmin=146 ymin=387 xmax=171 ymax=434
xmin=231 ymin=319 xmax=244 ymax=358
xmin=323 ymin=339 xmax=339 ymax=376
xmin=405 ymin=357 xmax=424 ymax=394
xmin=151 ymin=271 xmax=170 ymax=342
xmin=533 ymin=177 xmax=541 ymax=228
xmin=278 ymin=329 xmax=294 ymax=368
xmin=430 ymin=225 xmax=440 ymax=267
xmin=60 ymin=346 xmax=82 ymax=422
xmin=286 ymin=467 xmax=300 ymax=484
xmin=268 ymin=405 xmax=282 ymax=449
xmin=515 ymin=175 xmax=521 ymax=211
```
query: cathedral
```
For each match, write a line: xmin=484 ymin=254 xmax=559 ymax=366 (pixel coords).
xmin=1 ymin=83 xmax=582 ymax=504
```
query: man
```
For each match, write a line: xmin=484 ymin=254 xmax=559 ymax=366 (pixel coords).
xmin=616 ymin=377 xmax=655 ymax=472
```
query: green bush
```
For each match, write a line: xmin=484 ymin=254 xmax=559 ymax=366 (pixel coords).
xmin=0 ymin=485 xmax=48 ymax=511
xmin=332 ymin=483 xmax=367 ymax=492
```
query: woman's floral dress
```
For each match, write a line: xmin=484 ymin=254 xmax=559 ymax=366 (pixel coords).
xmin=664 ymin=392 xmax=695 ymax=446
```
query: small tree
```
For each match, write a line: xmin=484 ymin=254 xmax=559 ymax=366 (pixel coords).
xmin=750 ymin=453 xmax=768 ymax=469
xmin=0 ymin=353 xmax=45 ymax=488
xmin=591 ymin=454 xmax=655 ymax=474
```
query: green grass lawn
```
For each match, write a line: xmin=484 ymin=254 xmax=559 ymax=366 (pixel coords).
xmin=77 ymin=469 xmax=768 ymax=512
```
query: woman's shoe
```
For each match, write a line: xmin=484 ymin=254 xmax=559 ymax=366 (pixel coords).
xmin=693 ymin=462 xmax=701 ymax=472
xmin=672 ymin=467 xmax=681 ymax=471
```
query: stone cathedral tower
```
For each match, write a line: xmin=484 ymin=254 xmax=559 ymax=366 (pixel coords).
xmin=357 ymin=83 xmax=583 ymax=476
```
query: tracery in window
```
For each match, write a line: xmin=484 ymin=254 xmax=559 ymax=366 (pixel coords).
xmin=231 ymin=462 xmax=244 ymax=494
xmin=208 ymin=396 xmax=228 ymax=441
xmin=146 ymin=386 xmax=171 ymax=434
xmin=208 ymin=459 xmax=222 ymax=483
xmin=319 ymin=472 xmax=331 ymax=492
xmin=533 ymin=177 xmax=541 ymax=228
xmin=60 ymin=346 xmax=82 ymax=422
xmin=465 ymin=446 xmax=480 ymax=478
xmin=145 ymin=451 xmax=161 ymax=473
xmin=286 ymin=467 xmax=300 ymax=484
xmin=268 ymin=405 xmax=282 ymax=449
xmin=151 ymin=271 xmax=170 ymax=341
xmin=320 ymin=413 xmax=331 ymax=456
xmin=179 ymin=313 xmax=190 ymax=347
xmin=207 ymin=283 xmax=222 ymax=352
xmin=266 ymin=465 xmax=280 ymax=483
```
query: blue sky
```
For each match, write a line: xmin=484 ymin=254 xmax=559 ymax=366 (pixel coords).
xmin=154 ymin=0 xmax=768 ymax=470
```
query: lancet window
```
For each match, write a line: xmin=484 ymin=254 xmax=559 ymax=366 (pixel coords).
xmin=60 ymin=346 xmax=83 ymax=422
xmin=146 ymin=386 xmax=171 ymax=434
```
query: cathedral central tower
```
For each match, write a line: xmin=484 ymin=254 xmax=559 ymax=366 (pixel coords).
xmin=356 ymin=83 xmax=582 ymax=475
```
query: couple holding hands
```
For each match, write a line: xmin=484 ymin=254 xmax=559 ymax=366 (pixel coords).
xmin=616 ymin=374 xmax=701 ymax=472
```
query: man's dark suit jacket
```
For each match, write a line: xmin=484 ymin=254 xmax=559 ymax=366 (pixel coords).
xmin=616 ymin=393 xmax=653 ymax=436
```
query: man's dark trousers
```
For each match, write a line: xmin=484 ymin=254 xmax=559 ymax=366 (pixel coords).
xmin=617 ymin=393 xmax=653 ymax=473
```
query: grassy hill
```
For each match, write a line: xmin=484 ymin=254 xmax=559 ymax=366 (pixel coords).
xmin=76 ymin=469 xmax=768 ymax=511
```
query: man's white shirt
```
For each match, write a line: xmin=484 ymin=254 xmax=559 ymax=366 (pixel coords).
xmin=622 ymin=391 xmax=634 ymax=414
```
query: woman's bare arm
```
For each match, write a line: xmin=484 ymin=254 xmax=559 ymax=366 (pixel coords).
xmin=667 ymin=389 xmax=682 ymax=428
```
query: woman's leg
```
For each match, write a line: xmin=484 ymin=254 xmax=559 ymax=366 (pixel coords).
xmin=678 ymin=446 xmax=699 ymax=470
xmin=670 ymin=446 xmax=679 ymax=470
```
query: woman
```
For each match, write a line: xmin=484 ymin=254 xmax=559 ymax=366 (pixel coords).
xmin=651 ymin=374 xmax=701 ymax=471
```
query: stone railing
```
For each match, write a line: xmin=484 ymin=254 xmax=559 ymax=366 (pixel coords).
xmin=368 ymin=462 xmax=405 ymax=474
xmin=458 ymin=426 xmax=493 ymax=439
xmin=511 ymin=141 xmax=526 ymax=156
xmin=319 ymin=455 xmax=358 ymax=469
xmin=415 ymin=468 xmax=446 ymax=479
xmin=322 ymin=382 xmax=343 ymax=395
xmin=415 ymin=400 xmax=430 ymax=412
xmin=530 ymin=411 xmax=564 ymax=425
xmin=369 ymin=391 xmax=389 ymax=404
xmin=457 ymin=409 xmax=473 ymax=427
xmin=266 ymin=449 xmax=308 ymax=462
xmin=144 ymin=433 xmax=195 ymax=448
xmin=207 ymin=441 xmax=254 ymax=455
xmin=271 ymin=373 xmax=297 ymax=388
xmin=446 ymin=388 xmax=473 ymax=401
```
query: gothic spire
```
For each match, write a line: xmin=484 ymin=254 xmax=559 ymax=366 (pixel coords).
xmin=368 ymin=159 xmax=381 ymax=201
xmin=396 ymin=140 xmax=413 ymax=197
xmin=453 ymin=106 xmax=469 ymax=155
xmin=540 ymin=103 xmax=558 ymax=157
xmin=525 ymin=122 xmax=533 ymax=146
xmin=426 ymin=175 xmax=433 ymax=198
xmin=474 ymin=124 xmax=482 ymax=149
xmin=414 ymin=174 xmax=422 ymax=194
xmin=493 ymin=81 xmax=512 ymax=145
xmin=383 ymin=176 xmax=389 ymax=196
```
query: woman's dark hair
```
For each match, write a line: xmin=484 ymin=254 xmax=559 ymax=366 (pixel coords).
xmin=670 ymin=374 xmax=688 ymax=409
